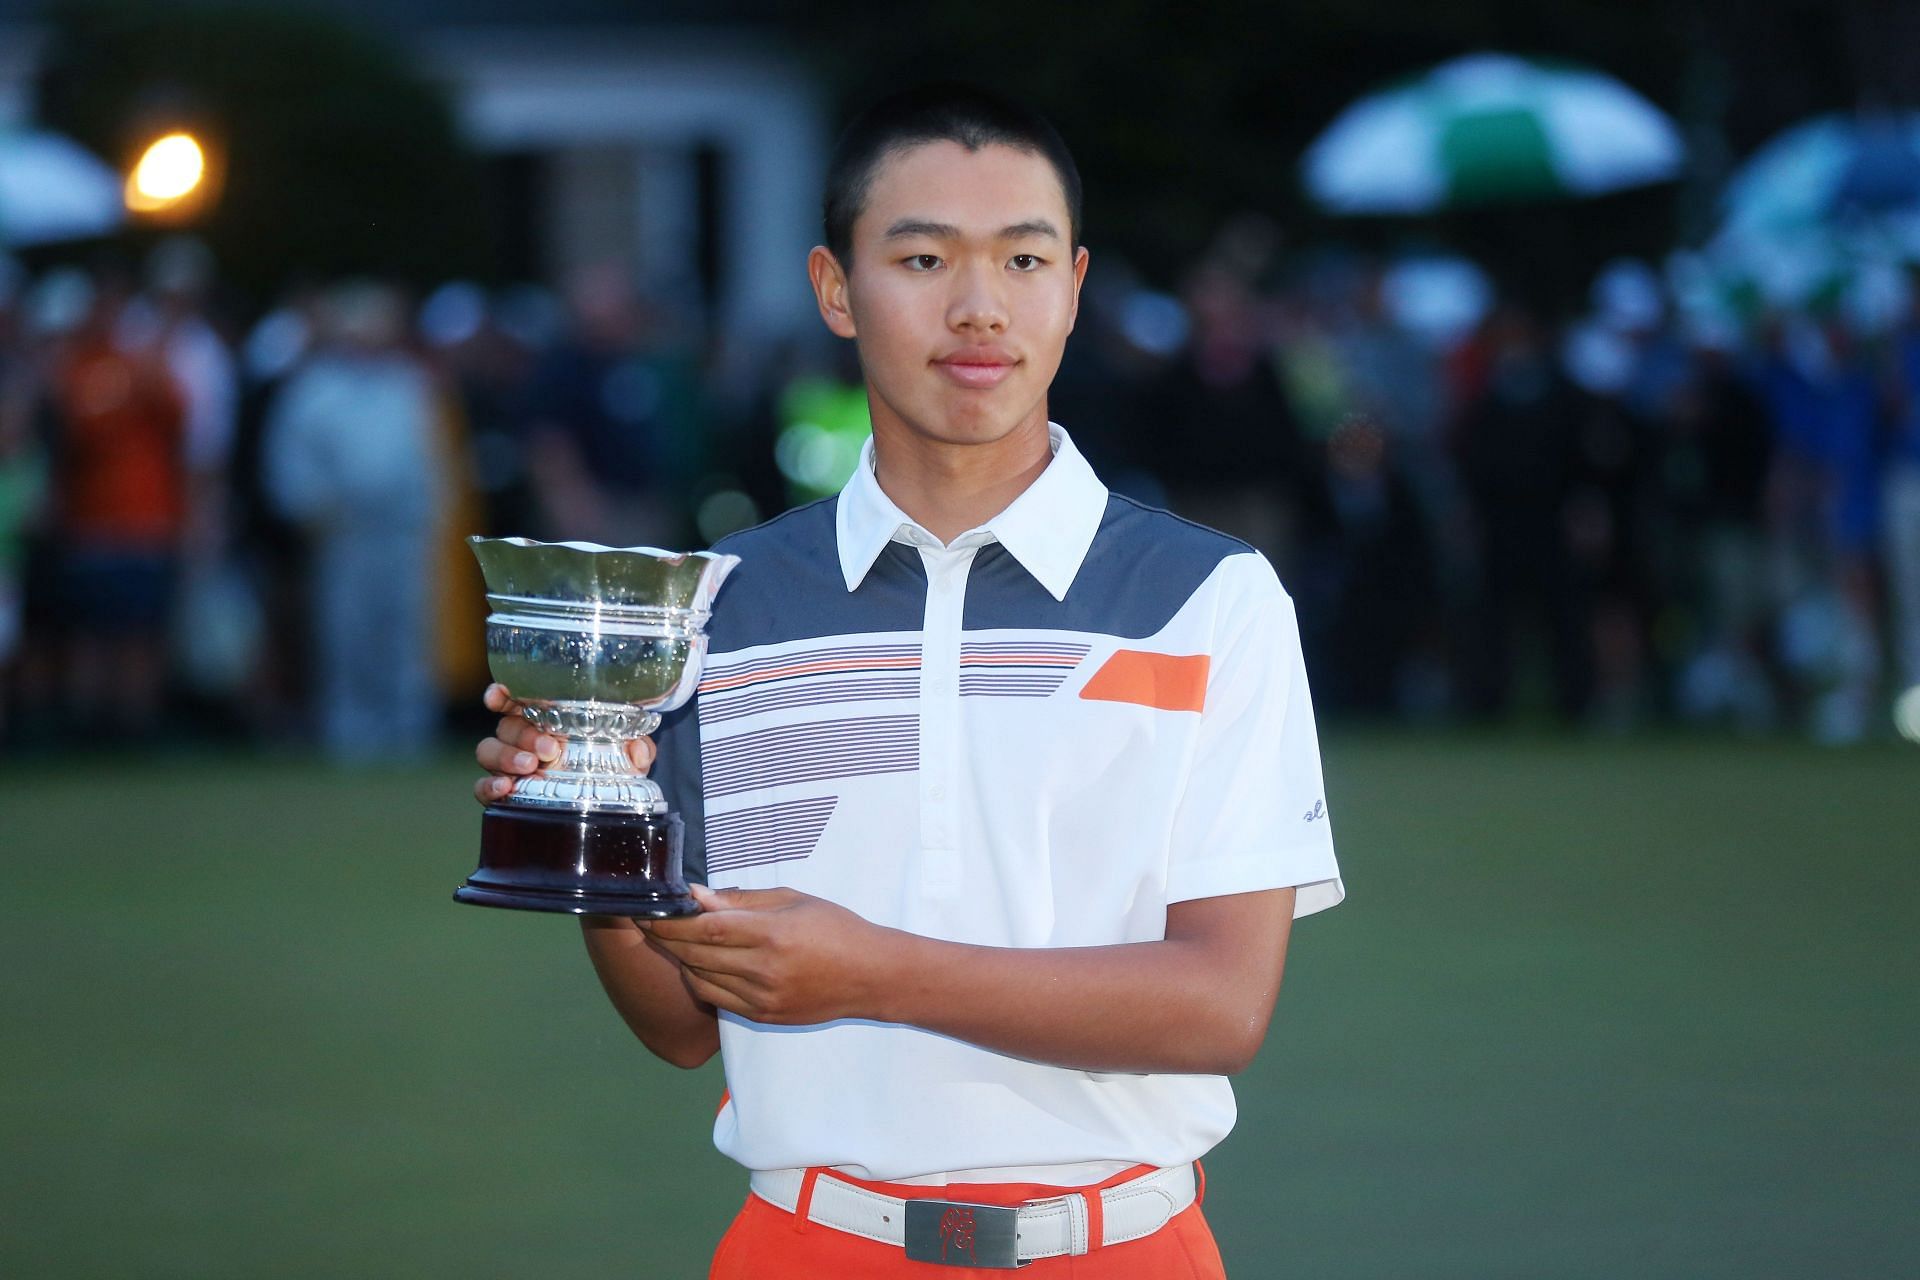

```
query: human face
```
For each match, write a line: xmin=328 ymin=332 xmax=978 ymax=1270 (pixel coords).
xmin=808 ymin=141 xmax=1089 ymax=449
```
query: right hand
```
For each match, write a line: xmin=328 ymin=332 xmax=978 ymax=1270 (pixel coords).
xmin=473 ymin=682 xmax=657 ymax=804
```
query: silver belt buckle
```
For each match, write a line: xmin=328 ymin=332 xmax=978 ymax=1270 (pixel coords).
xmin=902 ymin=1198 xmax=1024 ymax=1269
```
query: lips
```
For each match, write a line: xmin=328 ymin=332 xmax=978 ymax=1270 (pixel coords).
xmin=934 ymin=351 xmax=1018 ymax=389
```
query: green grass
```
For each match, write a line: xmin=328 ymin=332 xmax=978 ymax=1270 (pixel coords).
xmin=2 ymin=734 xmax=1914 ymax=1277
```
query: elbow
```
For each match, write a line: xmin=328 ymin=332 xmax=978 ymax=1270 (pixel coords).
xmin=658 ymin=1043 xmax=719 ymax=1071
xmin=1211 ymin=1033 xmax=1262 ymax=1077
xmin=649 ymin=1031 xmax=720 ymax=1070
xmin=1204 ymin=1005 xmax=1276 ymax=1076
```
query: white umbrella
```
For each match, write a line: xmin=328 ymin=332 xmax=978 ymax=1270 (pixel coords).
xmin=1304 ymin=53 xmax=1687 ymax=214
xmin=0 ymin=128 xmax=124 ymax=247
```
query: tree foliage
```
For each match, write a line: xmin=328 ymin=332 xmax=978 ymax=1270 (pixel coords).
xmin=34 ymin=0 xmax=491 ymax=301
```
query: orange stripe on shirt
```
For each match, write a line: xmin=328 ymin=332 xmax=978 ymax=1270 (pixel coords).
xmin=1078 ymin=650 xmax=1210 ymax=713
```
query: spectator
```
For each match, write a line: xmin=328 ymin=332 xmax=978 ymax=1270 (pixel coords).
xmin=0 ymin=308 xmax=45 ymax=742
xmin=262 ymin=281 xmax=443 ymax=760
xmin=1146 ymin=263 xmax=1305 ymax=562
xmin=49 ymin=270 xmax=188 ymax=737
xmin=1454 ymin=304 xmax=1592 ymax=720
xmin=522 ymin=262 xmax=702 ymax=547
xmin=1667 ymin=340 xmax=1777 ymax=728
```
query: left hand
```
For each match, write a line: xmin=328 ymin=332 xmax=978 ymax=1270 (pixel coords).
xmin=640 ymin=885 xmax=892 ymax=1026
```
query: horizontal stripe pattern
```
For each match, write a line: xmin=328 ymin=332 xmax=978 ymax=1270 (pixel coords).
xmin=700 ymin=642 xmax=921 ymax=697
xmin=705 ymin=796 xmax=838 ymax=875
xmin=956 ymin=639 xmax=1089 ymax=698
xmin=958 ymin=640 xmax=1090 ymax=666
xmin=959 ymin=674 xmax=1073 ymax=697
xmin=702 ymin=714 xmax=919 ymax=798
xmin=701 ymin=674 xmax=919 ymax=724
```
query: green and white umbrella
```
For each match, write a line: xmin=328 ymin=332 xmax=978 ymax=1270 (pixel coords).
xmin=1304 ymin=53 xmax=1687 ymax=214
xmin=0 ymin=128 xmax=124 ymax=247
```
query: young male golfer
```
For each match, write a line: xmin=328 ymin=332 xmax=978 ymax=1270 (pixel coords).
xmin=474 ymin=84 xmax=1345 ymax=1277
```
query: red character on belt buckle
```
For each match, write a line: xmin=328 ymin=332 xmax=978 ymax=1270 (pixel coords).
xmin=938 ymin=1206 xmax=978 ymax=1263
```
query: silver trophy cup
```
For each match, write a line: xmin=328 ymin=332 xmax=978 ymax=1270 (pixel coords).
xmin=455 ymin=537 xmax=739 ymax=916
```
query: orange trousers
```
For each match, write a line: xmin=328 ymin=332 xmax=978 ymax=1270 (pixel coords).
xmin=707 ymin=1164 xmax=1228 ymax=1278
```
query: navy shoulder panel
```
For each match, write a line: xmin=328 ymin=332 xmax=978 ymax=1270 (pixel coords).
xmin=704 ymin=495 xmax=927 ymax=653
xmin=962 ymin=494 xmax=1254 ymax=637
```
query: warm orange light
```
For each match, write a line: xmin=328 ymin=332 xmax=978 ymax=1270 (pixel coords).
xmin=126 ymin=133 xmax=205 ymax=212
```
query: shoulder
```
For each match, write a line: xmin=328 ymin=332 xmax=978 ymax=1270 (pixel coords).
xmin=701 ymin=496 xmax=857 ymax=652
xmin=1099 ymin=492 xmax=1258 ymax=562
xmin=1088 ymin=493 xmax=1286 ymax=606
xmin=711 ymin=494 xmax=838 ymax=560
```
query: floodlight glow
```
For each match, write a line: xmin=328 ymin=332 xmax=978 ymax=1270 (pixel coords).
xmin=1895 ymin=685 xmax=1920 ymax=745
xmin=127 ymin=133 xmax=205 ymax=211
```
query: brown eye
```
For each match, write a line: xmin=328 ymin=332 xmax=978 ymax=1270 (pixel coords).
xmin=1010 ymin=255 xmax=1042 ymax=271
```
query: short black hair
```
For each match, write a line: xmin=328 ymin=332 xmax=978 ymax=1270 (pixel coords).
xmin=822 ymin=83 xmax=1083 ymax=266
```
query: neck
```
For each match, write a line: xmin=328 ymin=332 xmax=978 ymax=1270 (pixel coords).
xmin=868 ymin=409 xmax=1054 ymax=544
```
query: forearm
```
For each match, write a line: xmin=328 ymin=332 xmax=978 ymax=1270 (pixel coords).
xmin=579 ymin=916 xmax=720 ymax=1069
xmin=871 ymin=897 xmax=1291 ymax=1076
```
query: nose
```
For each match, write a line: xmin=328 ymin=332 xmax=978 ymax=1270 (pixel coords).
xmin=946 ymin=259 xmax=1008 ymax=334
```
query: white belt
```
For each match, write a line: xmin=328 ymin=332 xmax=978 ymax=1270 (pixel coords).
xmin=748 ymin=1163 xmax=1197 ymax=1265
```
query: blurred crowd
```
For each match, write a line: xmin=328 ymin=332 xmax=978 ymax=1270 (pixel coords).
xmin=0 ymin=245 xmax=734 ymax=758
xmin=1054 ymin=227 xmax=1920 ymax=745
xmin=1 ymin=231 xmax=1917 ymax=758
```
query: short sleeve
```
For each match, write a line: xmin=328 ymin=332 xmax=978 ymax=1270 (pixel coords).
xmin=1163 ymin=554 xmax=1344 ymax=918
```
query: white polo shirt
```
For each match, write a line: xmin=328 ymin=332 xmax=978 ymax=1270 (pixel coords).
xmin=650 ymin=423 xmax=1344 ymax=1184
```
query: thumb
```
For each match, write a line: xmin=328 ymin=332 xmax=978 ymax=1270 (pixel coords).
xmin=690 ymin=883 xmax=789 ymax=912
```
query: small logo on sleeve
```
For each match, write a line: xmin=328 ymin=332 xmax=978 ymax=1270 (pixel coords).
xmin=1303 ymin=799 xmax=1326 ymax=822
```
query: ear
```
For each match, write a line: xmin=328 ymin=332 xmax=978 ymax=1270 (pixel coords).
xmin=1067 ymin=245 xmax=1090 ymax=334
xmin=808 ymin=246 xmax=857 ymax=339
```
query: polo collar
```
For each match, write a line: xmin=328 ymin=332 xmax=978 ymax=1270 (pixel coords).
xmin=835 ymin=422 xmax=1109 ymax=602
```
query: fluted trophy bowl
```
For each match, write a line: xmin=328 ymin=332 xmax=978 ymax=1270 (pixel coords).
xmin=455 ymin=537 xmax=739 ymax=916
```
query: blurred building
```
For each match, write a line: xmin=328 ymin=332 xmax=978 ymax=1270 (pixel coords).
xmin=0 ymin=3 xmax=827 ymax=348
xmin=426 ymin=27 xmax=824 ymax=346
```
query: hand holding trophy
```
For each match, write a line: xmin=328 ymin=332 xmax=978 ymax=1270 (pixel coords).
xmin=455 ymin=537 xmax=738 ymax=917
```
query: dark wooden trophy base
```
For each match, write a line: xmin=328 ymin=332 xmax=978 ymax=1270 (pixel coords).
xmin=457 ymin=805 xmax=697 ymax=917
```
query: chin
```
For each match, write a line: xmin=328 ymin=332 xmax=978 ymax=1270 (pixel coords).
xmin=933 ymin=393 xmax=1041 ymax=443
xmin=924 ymin=414 xmax=1022 ymax=447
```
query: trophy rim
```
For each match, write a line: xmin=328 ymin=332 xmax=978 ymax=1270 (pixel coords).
xmin=467 ymin=534 xmax=740 ymax=615
xmin=467 ymin=534 xmax=739 ymax=561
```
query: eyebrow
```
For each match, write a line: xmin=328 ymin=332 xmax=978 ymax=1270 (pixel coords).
xmin=882 ymin=218 xmax=1063 ymax=242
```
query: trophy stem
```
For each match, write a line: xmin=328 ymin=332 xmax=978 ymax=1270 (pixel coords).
xmin=506 ymin=716 xmax=666 ymax=812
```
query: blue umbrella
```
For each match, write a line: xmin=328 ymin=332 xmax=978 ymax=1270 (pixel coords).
xmin=1722 ymin=111 xmax=1920 ymax=234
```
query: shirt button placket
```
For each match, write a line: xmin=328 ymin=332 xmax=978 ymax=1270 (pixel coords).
xmin=917 ymin=543 xmax=974 ymax=897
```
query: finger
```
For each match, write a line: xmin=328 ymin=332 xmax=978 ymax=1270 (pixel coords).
xmin=680 ymin=968 xmax=758 ymax=1017
xmin=483 ymin=683 xmax=516 ymax=714
xmin=496 ymin=714 xmax=561 ymax=763
xmin=690 ymin=883 xmax=792 ymax=913
xmin=476 ymin=736 xmax=542 ymax=775
xmin=473 ymin=773 xmax=514 ymax=805
xmin=681 ymin=962 xmax=762 ymax=1001
xmin=647 ymin=909 xmax=760 ymax=947
xmin=641 ymin=930 xmax=685 ymax=967
xmin=625 ymin=735 xmax=657 ymax=773
xmin=647 ymin=935 xmax=759 ymax=975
